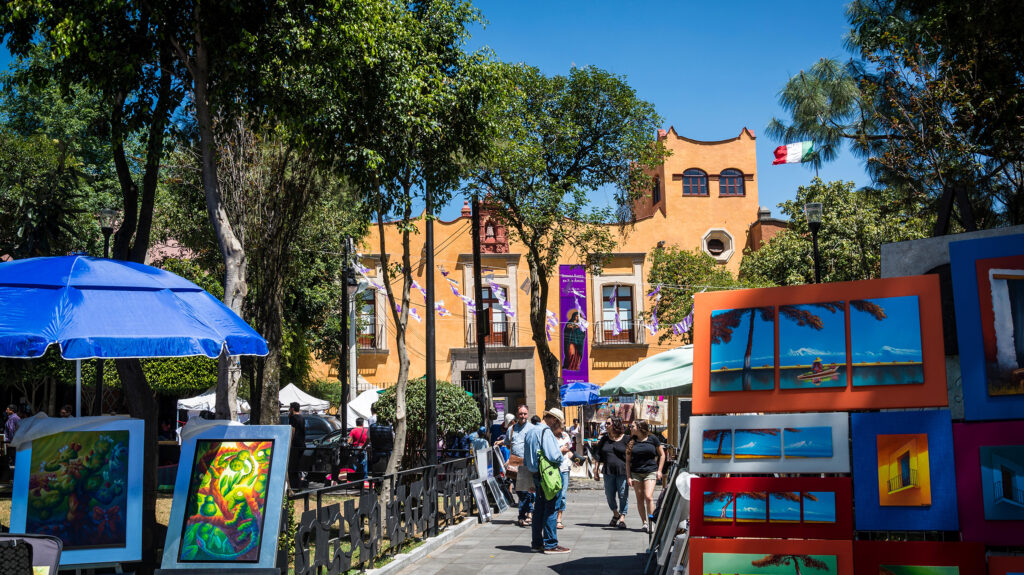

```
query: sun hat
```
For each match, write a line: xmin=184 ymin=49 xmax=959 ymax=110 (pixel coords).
xmin=543 ymin=407 xmax=566 ymax=424
xmin=504 ymin=413 xmax=515 ymax=424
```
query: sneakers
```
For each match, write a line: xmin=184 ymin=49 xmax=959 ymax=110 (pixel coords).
xmin=545 ymin=546 xmax=571 ymax=554
xmin=640 ymin=522 xmax=649 ymax=533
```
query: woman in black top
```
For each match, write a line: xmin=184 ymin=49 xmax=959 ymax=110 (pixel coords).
xmin=625 ymin=420 xmax=665 ymax=533
xmin=594 ymin=417 xmax=630 ymax=529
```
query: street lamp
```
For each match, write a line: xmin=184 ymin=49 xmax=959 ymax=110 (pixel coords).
xmin=339 ymin=239 xmax=360 ymax=433
xmin=804 ymin=202 xmax=823 ymax=284
xmin=97 ymin=208 xmax=119 ymax=258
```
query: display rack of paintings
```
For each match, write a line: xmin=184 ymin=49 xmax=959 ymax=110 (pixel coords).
xmin=9 ymin=417 xmax=144 ymax=567
xmin=953 ymin=420 xmax=1024 ymax=545
xmin=853 ymin=541 xmax=986 ymax=574
xmin=690 ymin=477 xmax=852 ymax=540
xmin=851 ymin=410 xmax=958 ymax=531
xmin=689 ymin=538 xmax=853 ymax=575
xmin=989 ymin=556 xmax=1024 ymax=575
xmin=160 ymin=423 xmax=291 ymax=571
xmin=950 ymin=233 xmax=1024 ymax=421
xmin=689 ymin=412 xmax=850 ymax=474
xmin=692 ymin=276 xmax=947 ymax=414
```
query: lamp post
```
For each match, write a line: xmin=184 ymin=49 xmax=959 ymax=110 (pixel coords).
xmin=339 ymin=238 xmax=359 ymax=433
xmin=93 ymin=208 xmax=119 ymax=416
xmin=804 ymin=202 xmax=823 ymax=284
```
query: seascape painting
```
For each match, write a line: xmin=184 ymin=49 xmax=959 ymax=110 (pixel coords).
xmin=26 ymin=430 xmax=130 ymax=550
xmin=850 ymin=296 xmax=925 ymax=387
xmin=769 ymin=492 xmax=801 ymax=523
xmin=879 ymin=567 xmax=959 ymax=575
xmin=979 ymin=445 xmax=1024 ymax=521
xmin=778 ymin=302 xmax=847 ymax=389
xmin=876 ymin=433 xmax=931 ymax=507
xmin=179 ymin=440 xmax=274 ymax=563
xmin=703 ymin=492 xmax=735 ymax=522
xmin=706 ymin=490 xmax=836 ymax=526
xmin=710 ymin=306 xmax=775 ymax=392
xmin=703 ymin=552 xmax=838 ymax=574
xmin=784 ymin=427 xmax=834 ymax=458
xmin=703 ymin=429 xmax=732 ymax=459
xmin=803 ymin=491 xmax=836 ymax=523
xmin=734 ymin=429 xmax=782 ymax=459
xmin=735 ymin=492 xmax=768 ymax=522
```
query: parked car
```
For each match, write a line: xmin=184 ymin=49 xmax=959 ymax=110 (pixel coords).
xmin=276 ymin=413 xmax=343 ymax=447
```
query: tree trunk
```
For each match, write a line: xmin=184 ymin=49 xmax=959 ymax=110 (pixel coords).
xmin=742 ymin=308 xmax=755 ymax=391
xmin=256 ymin=255 xmax=285 ymax=424
xmin=527 ymin=252 xmax=561 ymax=410
xmin=381 ymin=193 xmax=413 ymax=478
xmin=115 ymin=358 xmax=159 ymax=573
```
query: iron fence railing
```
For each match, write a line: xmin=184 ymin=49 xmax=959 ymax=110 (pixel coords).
xmin=465 ymin=320 xmax=516 ymax=347
xmin=888 ymin=469 xmax=918 ymax=492
xmin=357 ymin=322 xmax=387 ymax=350
xmin=593 ymin=319 xmax=642 ymax=345
xmin=995 ymin=480 xmax=1024 ymax=505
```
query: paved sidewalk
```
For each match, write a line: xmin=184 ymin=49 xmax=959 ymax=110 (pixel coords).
xmin=394 ymin=488 xmax=653 ymax=575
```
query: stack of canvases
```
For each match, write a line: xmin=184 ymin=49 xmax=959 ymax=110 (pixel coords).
xmin=687 ymin=234 xmax=1024 ymax=575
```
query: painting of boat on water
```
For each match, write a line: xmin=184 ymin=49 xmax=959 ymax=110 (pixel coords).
xmin=734 ymin=429 xmax=782 ymax=459
xmin=703 ymin=552 xmax=838 ymax=574
xmin=710 ymin=306 xmax=775 ymax=392
xmin=703 ymin=429 xmax=732 ymax=459
xmin=779 ymin=302 xmax=847 ymax=389
xmin=850 ymin=296 xmax=924 ymax=387
xmin=879 ymin=566 xmax=959 ymax=575
xmin=784 ymin=427 xmax=834 ymax=458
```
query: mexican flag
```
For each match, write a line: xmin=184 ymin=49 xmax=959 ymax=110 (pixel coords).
xmin=773 ymin=141 xmax=815 ymax=165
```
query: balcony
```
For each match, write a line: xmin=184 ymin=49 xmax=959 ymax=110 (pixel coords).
xmin=593 ymin=319 xmax=645 ymax=346
xmin=888 ymin=469 xmax=918 ymax=493
xmin=465 ymin=320 xmax=517 ymax=347
xmin=995 ymin=480 xmax=1024 ymax=506
xmin=357 ymin=322 xmax=387 ymax=353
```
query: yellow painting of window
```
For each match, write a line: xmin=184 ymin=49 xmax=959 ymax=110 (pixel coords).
xmin=877 ymin=433 xmax=931 ymax=506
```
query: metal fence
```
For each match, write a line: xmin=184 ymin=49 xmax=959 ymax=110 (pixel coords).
xmin=465 ymin=320 xmax=517 ymax=347
xmin=291 ymin=455 xmax=476 ymax=574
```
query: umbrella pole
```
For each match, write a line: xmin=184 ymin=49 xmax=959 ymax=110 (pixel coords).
xmin=75 ymin=359 xmax=81 ymax=417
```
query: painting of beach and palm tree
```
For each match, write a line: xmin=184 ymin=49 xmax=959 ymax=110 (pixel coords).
xmin=784 ymin=427 xmax=834 ymax=458
xmin=703 ymin=429 xmax=732 ymax=459
xmin=879 ymin=567 xmax=959 ymax=575
xmin=710 ymin=306 xmax=775 ymax=392
xmin=735 ymin=429 xmax=782 ymax=459
xmin=769 ymin=492 xmax=802 ymax=523
xmin=703 ymin=552 xmax=838 ymax=574
xmin=850 ymin=296 xmax=925 ymax=387
xmin=704 ymin=492 xmax=735 ymax=522
xmin=779 ymin=302 xmax=847 ymax=389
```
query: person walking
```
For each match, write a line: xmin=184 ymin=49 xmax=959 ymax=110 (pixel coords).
xmin=625 ymin=420 xmax=665 ymax=533
xmin=524 ymin=408 xmax=568 ymax=554
xmin=287 ymin=402 xmax=306 ymax=489
xmin=506 ymin=404 xmax=535 ymax=527
xmin=553 ymin=420 xmax=574 ymax=529
xmin=348 ymin=417 xmax=369 ymax=480
xmin=594 ymin=417 xmax=630 ymax=529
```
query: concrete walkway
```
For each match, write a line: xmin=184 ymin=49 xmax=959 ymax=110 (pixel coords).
xmin=394 ymin=488 xmax=653 ymax=575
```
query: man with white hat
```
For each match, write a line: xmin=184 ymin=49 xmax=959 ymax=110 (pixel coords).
xmin=523 ymin=407 xmax=569 ymax=554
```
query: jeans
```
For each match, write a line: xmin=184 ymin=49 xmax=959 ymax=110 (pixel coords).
xmin=603 ymin=473 xmax=629 ymax=515
xmin=517 ymin=490 xmax=535 ymax=520
xmin=532 ymin=473 xmax=559 ymax=550
xmin=554 ymin=471 xmax=570 ymax=512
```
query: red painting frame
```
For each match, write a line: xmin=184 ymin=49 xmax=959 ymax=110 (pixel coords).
xmin=690 ymin=538 xmax=853 ymax=574
xmin=853 ymin=541 xmax=986 ymax=573
xmin=989 ymin=556 xmax=1024 ymax=575
xmin=689 ymin=477 xmax=852 ymax=539
xmin=693 ymin=275 xmax=947 ymax=414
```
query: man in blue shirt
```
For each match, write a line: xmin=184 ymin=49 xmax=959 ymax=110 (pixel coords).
xmin=505 ymin=405 xmax=535 ymax=526
xmin=524 ymin=408 xmax=569 ymax=554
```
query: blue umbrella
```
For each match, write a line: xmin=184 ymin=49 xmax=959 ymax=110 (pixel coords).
xmin=560 ymin=382 xmax=609 ymax=406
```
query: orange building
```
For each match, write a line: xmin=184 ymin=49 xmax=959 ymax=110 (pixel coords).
xmin=314 ymin=127 xmax=780 ymax=414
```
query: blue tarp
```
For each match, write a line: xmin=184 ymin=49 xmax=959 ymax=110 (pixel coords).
xmin=559 ymin=382 xmax=609 ymax=406
xmin=0 ymin=255 xmax=269 ymax=359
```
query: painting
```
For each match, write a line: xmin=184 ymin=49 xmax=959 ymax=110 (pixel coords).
xmin=690 ymin=538 xmax=853 ymax=575
xmin=953 ymin=421 xmax=1024 ymax=545
xmin=851 ymin=411 xmax=958 ymax=531
xmin=178 ymin=440 xmax=274 ymax=562
xmin=849 ymin=296 xmax=925 ymax=387
xmin=950 ymin=233 xmax=1024 ymax=420
xmin=691 ymin=477 xmax=852 ymax=539
xmin=693 ymin=276 xmax=946 ymax=414
xmin=778 ymin=302 xmax=846 ymax=389
xmin=989 ymin=556 xmax=1024 ymax=575
xmin=853 ymin=541 xmax=985 ymax=575
xmin=690 ymin=413 xmax=848 ymax=474
xmin=161 ymin=423 xmax=291 ymax=570
xmin=10 ymin=418 xmax=143 ymax=566
xmin=710 ymin=306 xmax=775 ymax=392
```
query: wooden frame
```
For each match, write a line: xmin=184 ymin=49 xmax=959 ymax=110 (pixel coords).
xmin=689 ymin=412 xmax=850 ymax=473
xmin=953 ymin=420 xmax=1024 ymax=545
xmin=689 ymin=538 xmax=853 ymax=575
xmin=989 ymin=556 xmax=1024 ymax=575
xmin=692 ymin=275 xmax=946 ymax=414
xmin=852 ymin=541 xmax=986 ymax=574
xmin=689 ymin=477 xmax=852 ymax=539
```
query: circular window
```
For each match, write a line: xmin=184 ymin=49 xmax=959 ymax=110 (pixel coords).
xmin=706 ymin=239 xmax=725 ymax=256
xmin=702 ymin=229 xmax=735 ymax=263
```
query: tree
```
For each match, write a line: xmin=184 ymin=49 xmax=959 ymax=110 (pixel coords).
xmin=739 ymin=179 xmax=928 ymax=286
xmin=373 ymin=377 xmax=482 ymax=460
xmin=470 ymin=64 xmax=667 ymax=409
xmin=751 ymin=554 xmax=831 ymax=574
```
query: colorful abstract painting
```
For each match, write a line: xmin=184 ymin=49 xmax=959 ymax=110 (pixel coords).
xmin=879 ymin=567 xmax=959 ymax=575
xmin=25 ymin=430 xmax=129 ymax=549
xmin=779 ymin=302 xmax=847 ymax=389
xmin=979 ymin=445 xmax=1024 ymax=521
xmin=702 ymin=552 xmax=838 ymax=574
xmin=849 ymin=296 xmax=925 ymax=387
xmin=710 ymin=306 xmax=775 ymax=392
xmin=178 ymin=440 xmax=274 ymax=563
xmin=876 ymin=433 xmax=932 ymax=507
xmin=784 ymin=427 xmax=834 ymax=458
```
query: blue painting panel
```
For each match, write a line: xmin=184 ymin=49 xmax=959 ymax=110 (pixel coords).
xmin=950 ymin=233 xmax=1024 ymax=420
xmin=850 ymin=296 xmax=925 ymax=387
xmin=710 ymin=306 xmax=775 ymax=392
xmin=735 ymin=492 xmax=767 ymax=523
xmin=804 ymin=491 xmax=837 ymax=523
xmin=778 ymin=302 xmax=847 ymax=389
xmin=784 ymin=426 xmax=834 ymax=458
xmin=734 ymin=429 xmax=781 ymax=459
xmin=769 ymin=492 xmax=801 ymax=523
xmin=703 ymin=494 xmax=733 ymax=522
xmin=851 ymin=410 xmax=959 ymax=531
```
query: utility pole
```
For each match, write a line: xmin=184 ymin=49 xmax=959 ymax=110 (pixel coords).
xmin=347 ymin=237 xmax=358 ymax=409
xmin=339 ymin=238 xmax=351 ymax=432
xmin=426 ymin=184 xmax=437 ymax=465
xmin=471 ymin=196 xmax=491 ymax=437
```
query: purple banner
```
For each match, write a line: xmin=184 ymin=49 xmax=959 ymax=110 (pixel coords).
xmin=559 ymin=265 xmax=589 ymax=385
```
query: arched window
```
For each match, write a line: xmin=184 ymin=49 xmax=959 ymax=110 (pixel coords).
xmin=682 ymin=169 xmax=708 ymax=196
xmin=719 ymin=169 xmax=745 ymax=196
xmin=652 ymin=176 xmax=661 ymax=204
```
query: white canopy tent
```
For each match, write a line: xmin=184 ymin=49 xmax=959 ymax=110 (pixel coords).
xmin=279 ymin=383 xmax=329 ymax=412
xmin=177 ymin=387 xmax=251 ymax=414
xmin=346 ymin=389 xmax=380 ymax=426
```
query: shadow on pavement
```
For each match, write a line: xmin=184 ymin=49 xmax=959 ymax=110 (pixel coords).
xmin=548 ymin=554 xmax=647 ymax=574
xmin=495 ymin=545 xmax=536 ymax=554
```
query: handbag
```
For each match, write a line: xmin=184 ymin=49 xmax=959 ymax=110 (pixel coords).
xmin=537 ymin=429 xmax=563 ymax=500
xmin=0 ymin=539 xmax=33 ymax=575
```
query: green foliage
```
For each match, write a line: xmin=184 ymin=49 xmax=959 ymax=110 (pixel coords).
xmin=373 ymin=378 xmax=480 ymax=442
xmin=739 ymin=179 xmax=928 ymax=286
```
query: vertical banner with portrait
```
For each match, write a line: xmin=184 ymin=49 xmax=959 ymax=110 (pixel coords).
xmin=559 ymin=264 xmax=588 ymax=385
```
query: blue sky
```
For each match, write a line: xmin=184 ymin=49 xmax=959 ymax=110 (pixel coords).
xmin=779 ymin=303 xmax=847 ymax=366
xmin=850 ymin=296 xmax=924 ymax=363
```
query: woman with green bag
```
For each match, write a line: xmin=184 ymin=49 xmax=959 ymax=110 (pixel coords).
xmin=523 ymin=408 xmax=570 ymax=554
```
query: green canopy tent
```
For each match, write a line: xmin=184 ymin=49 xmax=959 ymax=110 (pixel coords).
xmin=599 ymin=345 xmax=693 ymax=397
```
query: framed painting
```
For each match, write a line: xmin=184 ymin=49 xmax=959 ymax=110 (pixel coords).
xmin=693 ymin=276 xmax=946 ymax=414
xmin=690 ymin=538 xmax=853 ymax=575
xmin=853 ymin=541 xmax=986 ymax=574
xmin=989 ymin=556 xmax=1024 ymax=575
xmin=160 ymin=423 xmax=291 ymax=570
xmin=953 ymin=421 xmax=1024 ymax=545
xmin=10 ymin=417 xmax=144 ymax=566
xmin=950 ymin=233 xmax=1024 ymax=420
xmin=689 ymin=413 xmax=850 ymax=473
xmin=851 ymin=410 xmax=958 ymax=531
xmin=689 ymin=477 xmax=852 ymax=539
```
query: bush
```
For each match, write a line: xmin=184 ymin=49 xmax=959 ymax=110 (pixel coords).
xmin=373 ymin=378 xmax=481 ymax=447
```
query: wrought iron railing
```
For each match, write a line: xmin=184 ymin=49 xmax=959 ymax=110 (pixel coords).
xmin=465 ymin=320 xmax=516 ymax=347
xmin=888 ymin=469 xmax=918 ymax=492
xmin=593 ymin=319 xmax=642 ymax=345
xmin=995 ymin=480 xmax=1024 ymax=505
xmin=357 ymin=322 xmax=387 ymax=350
xmin=291 ymin=455 xmax=476 ymax=574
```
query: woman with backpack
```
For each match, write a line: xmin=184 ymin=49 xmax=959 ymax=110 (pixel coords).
xmin=625 ymin=419 xmax=665 ymax=533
